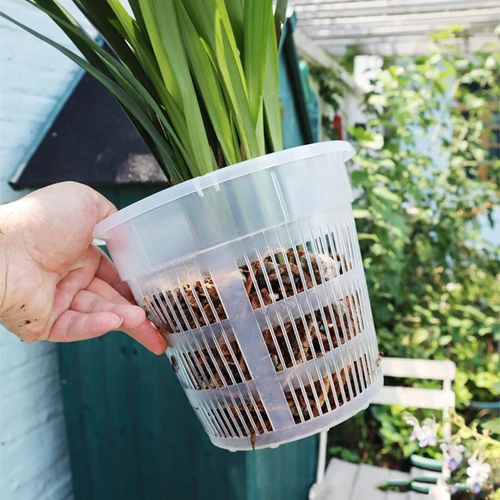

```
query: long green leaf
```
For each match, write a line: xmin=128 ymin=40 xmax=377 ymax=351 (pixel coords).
xmin=103 ymin=0 xmax=173 ymax=109
xmin=136 ymin=0 xmax=215 ymax=176
xmin=274 ymin=0 xmax=288 ymax=45
xmin=176 ymin=0 xmax=237 ymax=165
xmin=127 ymin=0 xmax=149 ymax=43
xmin=244 ymin=0 xmax=272 ymax=126
xmin=224 ymin=0 xmax=244 ymax=51
xmin=181 ymin=0 xmax=261 ymax=158
xmin=138 ymin=0 xmax=181 ymax=106
xmin=29 ymin=0 xmax=172 ymax=171
xmin=67 ymin=0 xmax=158 ymax=96
xmin=151 ymin=0 xmax=215 ymax=176
xmin=31 ymin=0 xmax=109 ymax=74
xmin=263 ymin=15 xmax=284 ymax=152
xmin=0 ymin=11 xmax=185 ymax=183
xmin=216 ymin=13 xmax=262 ymax=158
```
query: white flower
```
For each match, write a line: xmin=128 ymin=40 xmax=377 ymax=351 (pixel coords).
xmin=466 ymin=458 xmax=491 ymax=493
xmin=432 ymin=477 xmax=457 ymax=500
xmin=440 ymin=443 xmax=465 ymax=471
xmin=401 ymin=202 xmax=420 ymax=216
xmin=444 ymin=282 xmax=461 ymax=292
xmin=404 ymin=414 xmax=439 ymax=448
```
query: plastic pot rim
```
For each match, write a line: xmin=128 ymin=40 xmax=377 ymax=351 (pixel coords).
xmin=94 ymin=141 xmax=355 ymax=238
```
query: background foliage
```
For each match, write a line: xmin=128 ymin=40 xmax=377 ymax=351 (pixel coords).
xmin=312 ymin=32 xmax=499 ymax=468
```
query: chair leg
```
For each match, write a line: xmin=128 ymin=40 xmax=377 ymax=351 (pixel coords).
xmin=316 ymin=431 xmax=328 ymax=484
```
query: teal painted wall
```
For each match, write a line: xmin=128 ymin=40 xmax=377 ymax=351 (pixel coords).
xmin=280 ymin=54 xmax=304 ymax=149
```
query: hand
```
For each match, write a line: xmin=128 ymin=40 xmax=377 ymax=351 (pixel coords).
xmin=0 ymin=182 xmax=166 ymax=354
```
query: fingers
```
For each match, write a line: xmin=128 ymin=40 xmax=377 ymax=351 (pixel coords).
xmin=71 ymin=289 xmax=143 ymax=328
xmin=51 ymin=248 xmax=101 ymax=316
xmin=71 ymin=288 xmax=167 ymax=355
xmin=49 ymin=310 xmax=123 ymax=342
xmin=121 ymin=320 xmax=167 ymax=356
xmin=83 ymin=183 xmax=117 ymax=223
xmin=95 ymin=248 xmax=135 ymax=302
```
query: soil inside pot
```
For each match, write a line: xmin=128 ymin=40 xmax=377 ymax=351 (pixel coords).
xmin=145 ymin=248 xmax=365 ymax=444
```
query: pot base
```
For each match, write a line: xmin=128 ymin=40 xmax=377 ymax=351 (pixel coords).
xmin=209 ymin=375 xmax=383 ymax=451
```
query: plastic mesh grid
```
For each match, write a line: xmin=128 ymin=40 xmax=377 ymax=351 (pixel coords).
xmin=130 ymin=207 xmax=381 ymax=447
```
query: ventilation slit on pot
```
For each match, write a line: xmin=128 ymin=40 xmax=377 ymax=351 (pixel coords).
xmin=284 ymin=356 xmax=367 ymax=424
xmin=309 ymin=219 xmax=356 ymax=401
xmin=263 ymin=315 xmax=288 ymax=372
xmin=354 ymin=358 xmax=368 ymax=393
xmin=173 ymin=272 xmax=231 ymax=390
xmin=336 ymin=220 xmax=375 ymax=395
xmin=169 ymin=322 xmax=252 ymax=391
xmin=242 ymin=239 xmax=337 ymax=312
xmin=321 ymin=226 xmax=360 ymax=397
xmin=168 ymin=352 xmax=192 ymax=389
xmin=211 ymin=405 xmax=240 ymax=438
xmin=241 ymin=253 xmax=269 ymax=309
xmin=222 ymin=395 xmax=251 ymax=438
xmin=145 ymin=264 xmax=228 ymax=334
xmin=204 ymin=393 xmax=273 ymax=438
xmin=279 ymin=233 xmax=330 ymax=362
xmin=194 ymin=400 xmax=216 ymax=436
xmin=182 ymin=346 xmax=212 ymax=390
xmin=140 ymin=278 xmax=179 ymax=335
xmin=299 ymin=220 xmax=349 ymax=404
xmin=260 ymin=301 xmax=361 ymax=373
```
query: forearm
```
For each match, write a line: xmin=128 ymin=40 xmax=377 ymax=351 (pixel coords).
xmin=0 ymin=203 xmax=13 ymax=326
xmin=0 ymin=199 xmax=35 ymax=335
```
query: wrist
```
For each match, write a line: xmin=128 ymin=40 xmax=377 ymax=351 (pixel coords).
xmin=0 ymin=204 xmax=10 ymax=318
xmin=0 ymin=200 xmax=26 ymax=326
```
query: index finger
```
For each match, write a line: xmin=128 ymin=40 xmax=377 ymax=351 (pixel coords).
xmin=94 ymin=246 xmax=135 ymax=302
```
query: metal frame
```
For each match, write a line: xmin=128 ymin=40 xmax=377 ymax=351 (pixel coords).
xmin=314 ymin=357 xmax=456 ymax=488
xmin=294 ymin=0 xmax=500 ymax=56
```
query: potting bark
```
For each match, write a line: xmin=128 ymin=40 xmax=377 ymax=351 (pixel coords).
xmin=146 ymin=249 xmax=362 ymax=441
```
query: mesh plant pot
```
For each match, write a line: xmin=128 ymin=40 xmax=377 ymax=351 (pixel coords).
xmin=94 ymin=141 xmax=383 ymax=451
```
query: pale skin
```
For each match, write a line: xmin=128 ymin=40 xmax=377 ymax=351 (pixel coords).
xmin=0 ymin=182 xmax=167 ymax=355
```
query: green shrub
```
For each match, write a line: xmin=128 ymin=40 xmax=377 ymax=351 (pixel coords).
xmin=313 ymin=33 xmax=499 ymax=466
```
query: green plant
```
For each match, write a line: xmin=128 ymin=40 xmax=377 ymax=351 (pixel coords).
xmin=313 ymin=31 xmax=500 ymax=466
xmin=309 ymin=65 xmax=351 ymax=141
xmin=2 ymin=0 xmax=287 ymax=183
xmin=378 ymin=411 xmax=499 ymax=498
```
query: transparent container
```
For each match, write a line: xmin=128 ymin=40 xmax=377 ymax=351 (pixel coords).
xmin=94 ymin=141 xmax=383 ymax=451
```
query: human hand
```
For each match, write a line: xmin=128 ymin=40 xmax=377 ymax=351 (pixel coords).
xmin=0 ymin=182 xmax=166 ymax=354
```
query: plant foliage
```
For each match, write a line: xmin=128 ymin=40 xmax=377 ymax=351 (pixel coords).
xmin=313 ymin=31 xmax=500 ymax=468
xmin=1 ymin=0 xmax=287 ymax=183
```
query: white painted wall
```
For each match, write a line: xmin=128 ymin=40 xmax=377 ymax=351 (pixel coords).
xmin=0 ymin=2 xmax=94 ymax=499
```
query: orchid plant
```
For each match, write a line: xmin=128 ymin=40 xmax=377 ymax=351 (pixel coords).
xmin=1 ymin=0 xmax=287 ymax=184
xmin=379 ymin=411 xmax=499 ymax=498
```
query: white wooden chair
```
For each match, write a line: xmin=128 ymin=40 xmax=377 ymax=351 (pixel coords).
xmin=309 ymin=357 xmax=456 ymax=500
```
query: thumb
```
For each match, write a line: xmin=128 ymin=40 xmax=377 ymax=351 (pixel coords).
xmin=16 ymin=182 xmax=118 ymax=265
xmin=87 ymin=185 xmax=117 ymax=224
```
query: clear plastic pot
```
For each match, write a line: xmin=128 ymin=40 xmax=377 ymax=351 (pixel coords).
xmin=94 ymin=141 xmax=383 ymax=451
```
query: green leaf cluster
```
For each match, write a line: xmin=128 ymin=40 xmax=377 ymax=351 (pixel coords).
xmin=314 ymin=31 xmax=500 ymax=468
xmin=1 ymin=0 xmax=286 ymax=183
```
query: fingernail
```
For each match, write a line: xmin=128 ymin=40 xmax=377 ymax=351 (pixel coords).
xmin=155 ymin=336 xmax=168 ymax=355
xmin=114 ymin=316 xmax=124 ymax=329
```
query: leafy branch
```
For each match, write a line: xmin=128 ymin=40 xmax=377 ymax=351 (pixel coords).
xmin=314 ymin=29 xmax=500 ymax=470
